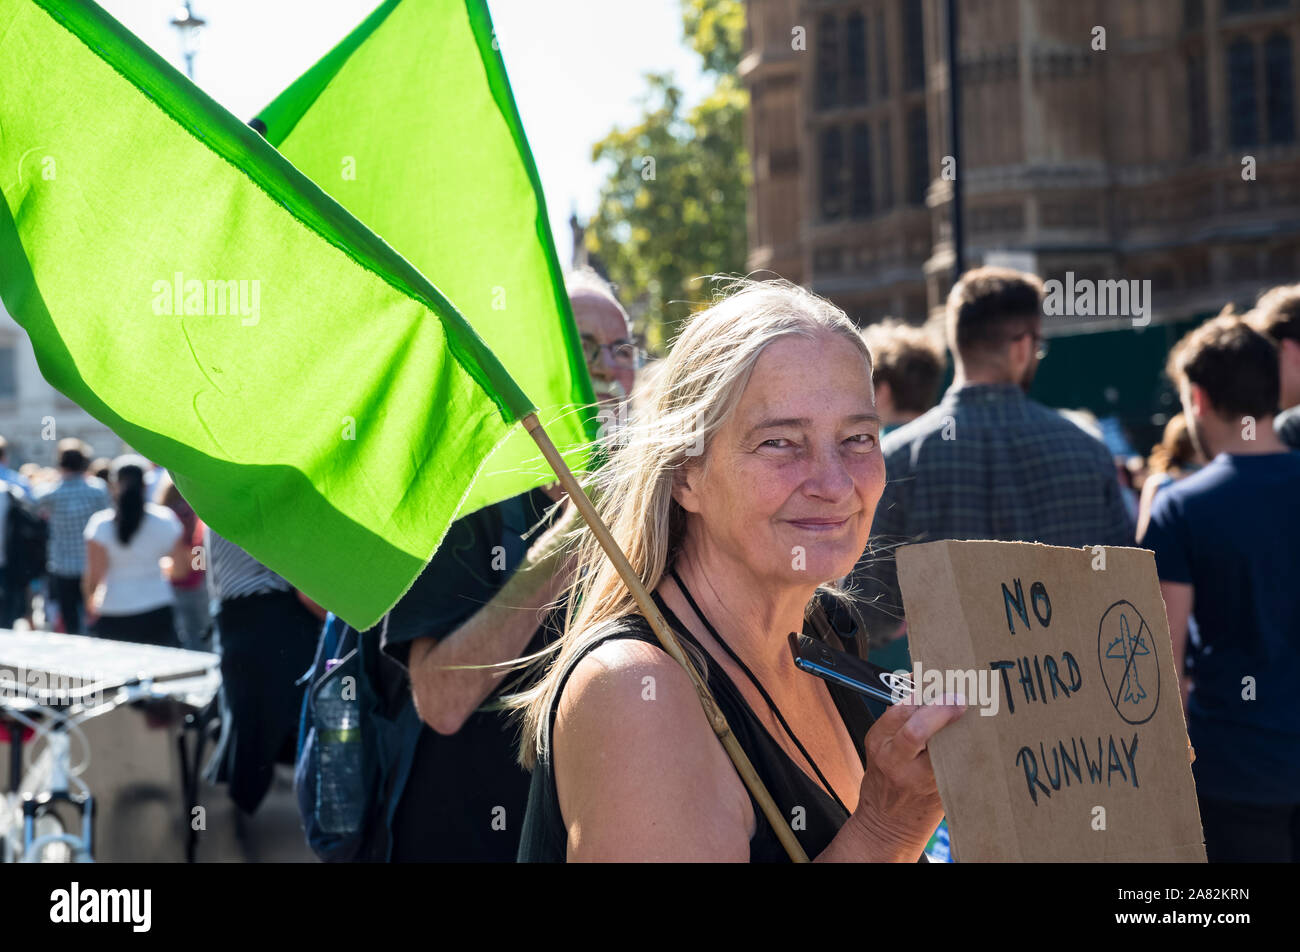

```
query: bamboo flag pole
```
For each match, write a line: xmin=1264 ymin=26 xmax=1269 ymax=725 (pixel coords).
xmin=523 ymin=412 xmax=810 ymax=863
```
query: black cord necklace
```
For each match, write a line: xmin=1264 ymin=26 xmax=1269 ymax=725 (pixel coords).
xmin=669 ymin=567 xmax=850 ymax=816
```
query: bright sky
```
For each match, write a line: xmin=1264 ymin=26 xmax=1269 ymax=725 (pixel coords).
xmin=97 ymin=0 xmax=708 ymax=263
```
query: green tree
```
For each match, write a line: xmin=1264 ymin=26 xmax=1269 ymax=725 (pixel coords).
xmin=585 ymin=1 xmax=749 ymax=350
xmin=682 ymin=0 xmax=746 ymax=75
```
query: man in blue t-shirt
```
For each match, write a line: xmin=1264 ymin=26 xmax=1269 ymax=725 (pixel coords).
xmin=1141 ymin=314 xmax=1300 ymax=862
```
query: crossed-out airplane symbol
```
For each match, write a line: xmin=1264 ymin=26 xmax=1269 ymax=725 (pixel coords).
xmin=1105 ymin=612 xmax=1150 ymax=706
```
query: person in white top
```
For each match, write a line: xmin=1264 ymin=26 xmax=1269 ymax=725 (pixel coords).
xmin=82 ymin=455 xmax=192 ymax=647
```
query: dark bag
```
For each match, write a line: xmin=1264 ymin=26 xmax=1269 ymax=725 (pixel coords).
xmin=4 ymin=487 xmax=47 ymax=585
xmin=294 ymin=613 xmax=419 ymax=862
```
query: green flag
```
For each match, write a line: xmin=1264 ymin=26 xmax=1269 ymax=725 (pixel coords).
xmin=255 ymin=0 xmax=597 ymax=511
xmin=0 ymin=0 xmax=560 ymax=630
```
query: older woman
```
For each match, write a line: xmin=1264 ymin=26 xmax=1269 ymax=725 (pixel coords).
xmin=512 ymin=281 xmax=965 ymax=862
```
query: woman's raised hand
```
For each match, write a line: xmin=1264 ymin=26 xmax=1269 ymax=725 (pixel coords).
xmin=847 ymin=693 xmax=967 ymax=861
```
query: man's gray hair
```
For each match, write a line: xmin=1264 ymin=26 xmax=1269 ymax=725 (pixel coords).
xmin=565 ymin=268 xmax=629 ymax=324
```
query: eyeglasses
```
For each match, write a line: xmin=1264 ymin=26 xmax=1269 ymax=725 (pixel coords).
xmin=1009 ymin=330 xmax=1049 ymax=360
xmin=580 ymin=334 xmax=642 ymax=369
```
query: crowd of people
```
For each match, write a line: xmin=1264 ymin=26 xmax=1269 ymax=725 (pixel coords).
xmin=298 ymin=266 xmax=1299 ymax=864
xmin=852 ymin=271 xmax=1298 ymax=863
xmin=0 ymin=266 xmax=1295 ymax=863
xmin=0 ymin=436 xmax=328 ymax=819
xmin=0 ymin=439 xmax=203 ymax=645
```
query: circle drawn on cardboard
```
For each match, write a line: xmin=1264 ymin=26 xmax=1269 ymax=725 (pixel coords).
xmin=1097 ymin=600 xmax=1160 ymax=725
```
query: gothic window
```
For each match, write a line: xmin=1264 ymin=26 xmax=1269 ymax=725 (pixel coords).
xmin=903 ymin=0 xmax=926 ymax=91
xmin=846 ymin=12 xmax=868 ymax=104
xmin=817 ymin=14 xmax=841 ymax=109
xmin=851 ymin=122 xmax=874 ymax=217
xmin=820 ymin=126 xmax=846 ymax=220
xmin=876 ymin=11 xmax=889 ymax=95
xmin=1188 ymin=51 xmax=1210 ymax=154
xmin=880 ymin=118 xmax=895 ymax=210
xmin=907 ymin=106 xmax=930 ymax=205
xmin=1228 ymin=38 xmax=1259 ymax=147
xmin=1265 ymin=32 xmax=1295 ymax=144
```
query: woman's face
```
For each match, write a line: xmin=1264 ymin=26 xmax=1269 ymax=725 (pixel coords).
xmin=674 ymin=331 xmax=885 ymax=587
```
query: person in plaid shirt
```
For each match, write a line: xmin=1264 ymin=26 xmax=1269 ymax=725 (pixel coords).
xmin=849 ymin=267 xmax=1133 ymax=649
xmin=34 ymin=438 xmax=111 ymax=634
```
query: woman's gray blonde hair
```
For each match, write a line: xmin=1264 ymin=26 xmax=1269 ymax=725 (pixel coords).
xmin=508 ymin=277 xmax=872 ymax=769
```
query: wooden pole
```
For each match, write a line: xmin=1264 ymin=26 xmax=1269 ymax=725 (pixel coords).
xmin=523 ymin=412 xmax=809 ymax=863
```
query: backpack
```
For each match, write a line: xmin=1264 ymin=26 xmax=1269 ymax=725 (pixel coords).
xmin=293 ymin=613 xmax=420 ymax=862
xmin=4 ymin=486 xmax=48 ymax=585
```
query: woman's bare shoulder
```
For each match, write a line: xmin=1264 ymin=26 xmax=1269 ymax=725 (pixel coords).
xmin=556 ymin=631 xmax=703 ymax=737
xmin=552 ymin=623 xmax=752 ymax=860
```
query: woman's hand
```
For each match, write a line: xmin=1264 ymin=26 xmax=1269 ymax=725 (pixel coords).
xmin=838 ymin=693 xmax=966 ymax=862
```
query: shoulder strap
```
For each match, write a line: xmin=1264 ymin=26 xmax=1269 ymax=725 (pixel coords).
xmin=805 ymin=599 xmax=840 ymax=649
xmin=804 ymin=590 xmax=876 ymax=766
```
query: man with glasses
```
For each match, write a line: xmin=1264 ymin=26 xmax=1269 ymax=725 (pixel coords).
xmin=340 ymin=270 xmax=639 ymax=861
xmin=570 ymin=268 xmax=641 ymax=410
xmin=849 ymin=266 xmax=1132 ymax=655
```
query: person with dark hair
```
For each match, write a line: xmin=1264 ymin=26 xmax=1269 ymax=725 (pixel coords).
xmin=1140 ymin=315 xmax=1300 ymax=862
xmin=34 ymin=438 xmax=111 ymax=634
xmin=1135 ymin=413 xmax=1204 ymax=541
xmin=849 ymin=267 xmax=1133 ymax=660
xmin=1246 ymin=283 xmax=1300 ymax=449
xmin=205 ymin=527 xmax=325 ymax=815
xmin=81 ymin=455 xmax=189 ymax=647
xmin=860 ymin=319 xmax=946 ymax=435
xmin=89 ymin=456 xmax=112 ymax=484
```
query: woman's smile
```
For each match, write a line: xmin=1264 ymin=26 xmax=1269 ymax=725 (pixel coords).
xmin=785 ymin=514 xmax=856 ymax=533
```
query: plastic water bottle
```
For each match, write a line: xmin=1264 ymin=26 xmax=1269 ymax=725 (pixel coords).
xmin=315 ymin=659 xmax=364 ymax=834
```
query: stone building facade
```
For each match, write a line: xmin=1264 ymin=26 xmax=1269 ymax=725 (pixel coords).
xmin=742 ymin=0 xmax=1300 ymax=334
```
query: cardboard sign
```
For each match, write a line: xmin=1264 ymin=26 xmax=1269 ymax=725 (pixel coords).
xmin=897 ymin=541 xmax=1206 ymax=862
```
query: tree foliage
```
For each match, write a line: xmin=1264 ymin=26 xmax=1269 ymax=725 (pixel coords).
xmin=682 ymin=0 xmax=746 ymax=75
xmin=585 ymin=1 xmax=749 ymax=350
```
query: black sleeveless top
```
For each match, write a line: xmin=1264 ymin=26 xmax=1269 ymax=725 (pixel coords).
xmin=516 ymin=591 xmax=880 ymax=862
